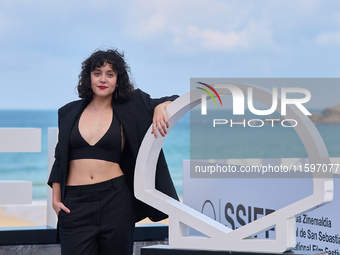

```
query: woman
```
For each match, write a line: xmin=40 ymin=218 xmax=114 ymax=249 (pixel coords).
xmin=48 ymin=49 xmax=179 ymax=255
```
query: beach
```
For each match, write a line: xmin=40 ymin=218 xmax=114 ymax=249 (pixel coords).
xmin=0 ymin=200 xmax=170 ymax=228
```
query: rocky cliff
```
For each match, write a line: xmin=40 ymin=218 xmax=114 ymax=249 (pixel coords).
xmin=310 ymin=104 xmax=340 ymax=124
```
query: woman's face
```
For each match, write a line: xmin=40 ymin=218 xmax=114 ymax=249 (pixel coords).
xmin=90 ymin=63 xmax=117 ymax=100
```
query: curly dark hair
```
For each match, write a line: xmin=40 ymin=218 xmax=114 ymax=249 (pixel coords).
xmin=77 ymin=49 xmax=134 ymax=102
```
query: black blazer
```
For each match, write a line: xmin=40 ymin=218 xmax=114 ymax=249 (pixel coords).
xmin=48 ymin=89 xmax=179 ymax=222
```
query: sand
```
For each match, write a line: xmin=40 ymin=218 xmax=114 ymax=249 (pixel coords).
xmin=0 ymin=201 xmax=47 ymax=228
xmin=137 ymin=217 xmax=169 ymax=225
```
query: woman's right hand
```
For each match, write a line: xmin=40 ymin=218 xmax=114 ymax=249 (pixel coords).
xmin=53 ymin=201 xmax=71 ymax=216
xmin=52 ymin=182 xmax=71 ymax=215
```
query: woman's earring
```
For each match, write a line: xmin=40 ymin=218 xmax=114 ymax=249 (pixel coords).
xmin=115 ymin=86 xmax=119 ymax=99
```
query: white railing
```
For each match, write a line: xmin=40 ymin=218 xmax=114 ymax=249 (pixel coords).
xmin=0 ymin=128 xmax=41 ymax=205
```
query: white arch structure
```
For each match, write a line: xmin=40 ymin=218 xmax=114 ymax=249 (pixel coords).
xmin=134 ymin=83 xmax=333 ymax=253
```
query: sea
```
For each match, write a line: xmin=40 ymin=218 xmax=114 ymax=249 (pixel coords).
xmin=0 ymin=109 xmax=339 ymax=200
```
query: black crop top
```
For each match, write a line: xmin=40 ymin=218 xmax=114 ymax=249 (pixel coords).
xmin=69 ymin=111 xmax=121 ymax=163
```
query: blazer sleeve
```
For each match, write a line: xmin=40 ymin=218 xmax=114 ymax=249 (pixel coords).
xmin=133 ymin=89 xmax=180 ymax=221
xmin=135 ymin=89 xmax=179 ymax=116
xmin=47 ymin=108 xmax=62 ymax=187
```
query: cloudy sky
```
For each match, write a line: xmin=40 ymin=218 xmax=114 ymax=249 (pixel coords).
xmin=0 ymin=0 xmax=339 ymax=109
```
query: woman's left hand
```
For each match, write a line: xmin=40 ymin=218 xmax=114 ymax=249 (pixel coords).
xmin=151 ymin=101 xmax=172 ymax=138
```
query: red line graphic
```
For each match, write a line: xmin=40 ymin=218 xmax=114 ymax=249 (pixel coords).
xmin=197 ymin=82 xmax=223 ymax=106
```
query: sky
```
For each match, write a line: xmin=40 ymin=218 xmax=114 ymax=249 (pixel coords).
xmin=0 ymin=0 xmax=340 ymax=109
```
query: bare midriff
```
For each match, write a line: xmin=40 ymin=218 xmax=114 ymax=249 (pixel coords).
xmin=66 ymin=159 xmax=124 ymax=186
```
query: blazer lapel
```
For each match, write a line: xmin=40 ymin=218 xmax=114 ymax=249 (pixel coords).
xmin=113 ymin=100 xmax=139 ymax=157
xmin=59 ymin=100 xmax=88 ymax=179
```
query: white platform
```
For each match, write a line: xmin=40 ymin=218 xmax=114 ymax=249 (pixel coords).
xmin=0 ymin=181 xmax=32 ymax=205
xmin=0 ymin=128 xmax=41 ymax=152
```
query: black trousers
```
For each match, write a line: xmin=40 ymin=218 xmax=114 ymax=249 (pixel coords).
xmin=58 ymin=175 xmax=136 ymax=255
